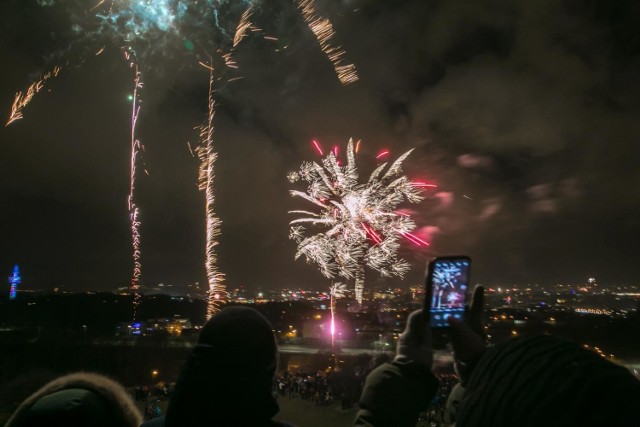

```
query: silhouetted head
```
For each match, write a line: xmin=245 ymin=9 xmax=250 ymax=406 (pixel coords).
xmin=456 ymin=335 xmax=640 ymax=426
xmin=197 ymin=306 xmax=278 ymax=370
xmin=6 ymin=373 xmax=142 ymax=427
xmin=165 ymin=306 xmax=279 ymax=427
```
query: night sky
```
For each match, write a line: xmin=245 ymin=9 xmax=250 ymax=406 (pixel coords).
xmin=1 ymin=0 xmax=639 ymax=292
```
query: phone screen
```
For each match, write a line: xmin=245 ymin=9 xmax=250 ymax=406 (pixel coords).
xmin=428 ymin=257 xmax=470 ymax=327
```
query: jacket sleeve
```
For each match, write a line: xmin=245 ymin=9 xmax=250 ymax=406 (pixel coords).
xmin=354 ymin=358 xmax=438 ymax=427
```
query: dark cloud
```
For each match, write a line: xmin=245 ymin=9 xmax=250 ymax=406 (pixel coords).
xmin=0 ymin=0 xmax=639 ymax=293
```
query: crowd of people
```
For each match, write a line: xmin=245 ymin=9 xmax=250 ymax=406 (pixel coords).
xmin=4 ymin=286 xmax=640 ymax=426
xmin=133 ymin=384 xmax=173 ymax=421
xmin=274 ymin=367 xmax=363 ymax=409
xmin=418 ymin=373 xmax=458 ymax=427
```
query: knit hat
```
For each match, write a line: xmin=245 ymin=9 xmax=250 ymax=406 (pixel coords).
xmin=165 ymin=306 xmax=279 ymax=427
xmin=197 ymin=305 xmax=278 ymax=371
xmin=456 ymin=335 xmax=640 ymax=427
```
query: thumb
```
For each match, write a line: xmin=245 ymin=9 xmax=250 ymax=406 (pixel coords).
xmin=397 ymin=310 xmax=433 ymax=367
xmin=399 ymin=310 xmax=429 ymax=346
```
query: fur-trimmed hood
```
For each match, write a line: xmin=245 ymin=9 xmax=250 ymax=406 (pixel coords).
xmin=6 ymin=372 xmax=142 ymax=427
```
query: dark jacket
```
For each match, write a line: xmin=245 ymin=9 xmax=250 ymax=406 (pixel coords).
xmin=141 ymin=415 xmax=294 ymax=427
xmin=354 ymin=358 xmax=438 ymax=427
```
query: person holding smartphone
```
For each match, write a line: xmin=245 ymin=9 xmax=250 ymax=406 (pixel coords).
xmin=353 ymin=308 xmax=438 ymax=427
xmin=354 ymin=257 xmax=640 ymax=427
xmin=353 ymin=256 xmax=482 ymax=427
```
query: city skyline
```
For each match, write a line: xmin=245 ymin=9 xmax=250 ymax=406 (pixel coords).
xmin=7 ymin=274 xmax=640 ymax=296
xmin=1 ymin=1 xmax=639 ymax=291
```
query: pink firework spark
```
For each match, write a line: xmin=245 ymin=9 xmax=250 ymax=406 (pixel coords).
xmin=412 ymin=182 xmax=438 ymax=188
xmin=376 ymin=150 xmax=390 ymax=159
xmin=401 ymin=231 xmax=430 ymax=247
xmin=312 ymin=139 xmax=324 ymax=156
xmin=362 ymin=223 xmax=382 ymax=244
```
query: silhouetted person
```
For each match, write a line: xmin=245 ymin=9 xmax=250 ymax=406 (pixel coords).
xmin=6 ymin=372 xmax=142 ymax=427
xmin=354 ymin=285 xmax=640 ymax=426
xmin=143 ymin=306 xmax=292 ymax=427
xmin=354 ymin=307 xmax=438 ymax=426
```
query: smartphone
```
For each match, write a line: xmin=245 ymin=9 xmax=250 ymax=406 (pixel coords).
xmin=425 ymin=256 xmax=471 ymax=328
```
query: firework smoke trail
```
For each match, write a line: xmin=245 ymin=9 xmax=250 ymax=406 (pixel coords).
xmin=6 ymin=65 xmax=62 ymax=126
xmin=296 ymin=0 xmax=359 ymax=85
xmin=126 ymin=51 xmax=143 ymax=319
xmin=196 ymin=65 xmax=226 ymax=319
xmin=289 ymin=139 xmax=431 ymax=304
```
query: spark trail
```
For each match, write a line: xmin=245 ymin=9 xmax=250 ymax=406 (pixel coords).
xmin=196 ymin=65 xmax=225 ymax=318
xmin=233 ymin=6 xmax=254 ymax=48
xmin=296 ymin=0 xmax=359 ymax=85
xmin=127 ymin=51 xmax=143 ymax=318
xmin=329 ymin=282 xmax=347 ymax=348
xmin=6 ymin=65 xmax=62 ymax=126
xmin=289 ymin=139 xmax=431 ymax=304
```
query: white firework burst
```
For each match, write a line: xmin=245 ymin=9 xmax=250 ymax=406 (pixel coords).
xmin=289 ymin=138 xmax=428 ymax=303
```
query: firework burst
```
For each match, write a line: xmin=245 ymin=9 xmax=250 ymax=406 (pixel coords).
xmin=289 ymin=139 xmax=431 ymax=304
xmin=5 ymin=0 xmax=361 ymax=320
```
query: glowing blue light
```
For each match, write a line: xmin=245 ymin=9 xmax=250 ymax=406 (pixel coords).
xmin=8 ymin=265 xmax=20 ymax=300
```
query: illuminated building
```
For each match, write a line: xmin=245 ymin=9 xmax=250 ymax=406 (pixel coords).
xmin=117 ymin=316 xmax=192 ymax=336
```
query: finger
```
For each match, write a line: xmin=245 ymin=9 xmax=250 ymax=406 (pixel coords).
xmin=465 ymin=286 xmax=485 ymax=337
xmin=469 ymin=285 xmax=485 ymax=315
xmin=405 ymin=309 xmax=427 ymax=335
xmin=448 ymin=317 xmax=472 ymax=352
xmin=448 ymin=316 xmax=472 ymax=336
xmin=448 ymin=317 xmax=484 ymax=361
xmin=401 ymin=309 xmax=429 ymax=344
